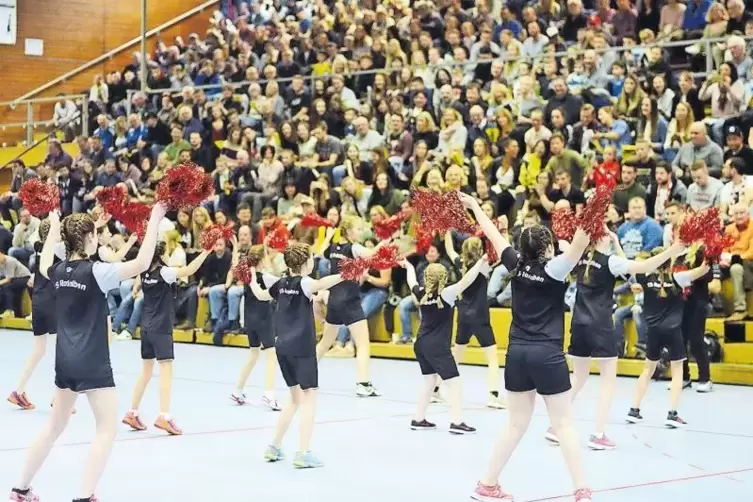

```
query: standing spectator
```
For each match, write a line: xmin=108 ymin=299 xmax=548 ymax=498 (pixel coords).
xmin=9 ymin=209 xmax=39 ymax=270
xmin=617 ymin=196 xmax=663 ymax=258
xmin=198 ymin=238 xmax=232 ymax=333
xmin=721 ymin=203 xmax=753 ymax=321
xmin=613 ymin=0 xmax=638 ymax=44
xmin=686 ymin=160 xmax=724 ymax=210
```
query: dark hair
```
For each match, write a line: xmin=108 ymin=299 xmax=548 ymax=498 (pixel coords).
xmin=61 ymin=213 xmax=96 ymax=259
xmin=236 ymin=202 xmax=251 ymax=214
xmin=152 ymin=241 xmax=167 ymax=266
xmin=502 ymin=225 xmax=553 ymax=289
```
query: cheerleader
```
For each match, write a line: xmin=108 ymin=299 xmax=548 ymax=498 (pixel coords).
xmin=445 ymin=232 xmax=504 ymax=409
xmin=231 ymin=244 xmax=281 ymax=410
xmin=316 ymin=217 xmax=384 ymax=397
xmin=249 ymin=243 xmax=348 ymax=468
xmin=8 ymin=220 xmax=55 ymax=410
xmin=462 ymin=192 xmax=593 ymax=502
xmin=626 ymin=248 xmax=710 ymax=428
xmin=401 ymin=252 xmax=489 ymax=434
xmin=9 ymin=202 xmax=166 ymax=502
xmin=121 ymin=238 xmax=211 ymax=436
xmin=546 ymin=233 xmax=685 ymax=450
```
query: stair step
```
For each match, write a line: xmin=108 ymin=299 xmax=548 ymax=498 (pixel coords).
xmin=724 ymin=343 xmax=753 ymax=364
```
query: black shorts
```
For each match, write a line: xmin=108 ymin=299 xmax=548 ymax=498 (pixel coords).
xmin=55 ymin=372 xmax=115 ymax=393
xmin=325 ymin=297 xmax=366 ymax=327
xmin=248 ymin=327 xmax=275 ymax=349
xmin=414 ymin=337 xmax=460 ymax=380
xmin=568 ymin=323 xmax=618 ymax=359
xmin=277 ymin=353 xmax=318 ymax=390
xmin=505 ymin=341 xmax=571 ymax=396
xmin=455 ymin=320 xmax=496 ymax=348
xmin=646 ymin=327 xmax=686 ymax=362
xmin=141 ymin=330 xmax=175 ymax=361
xmin=31 ymin=306 xmax=56 ymax=337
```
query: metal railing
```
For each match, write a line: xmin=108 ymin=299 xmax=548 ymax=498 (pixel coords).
xmin=0 ymin=94 xmax=89 ymax=147
xmin=2 ymin=0 xmax=219 ymax=108
xmin=0 ymin=110 xmax=84 ymax=169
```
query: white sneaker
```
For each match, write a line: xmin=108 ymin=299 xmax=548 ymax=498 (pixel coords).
xmin=356 ymin=383 xmax=381 ymax=397
xmin=262 ymin=395 xmax=282 ymax=411
xmin=666 ymin=380 xmax=691 ymax=390
xmin=685 ymin=44 xmax=701 ymax=55
xmin=696 ymin=381 xmax=713 ymax=393
xmin=430 ymin=390 xmax=445 ymax=404
xmin=486 ymin=394 xmax=506 ymax=409
xmin=114 ymin=330 xmax=132 ymax=341
xmin=25 ymin=314 xmax=32 ymax=321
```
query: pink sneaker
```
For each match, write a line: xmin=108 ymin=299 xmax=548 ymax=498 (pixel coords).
xmin=588 ymin=434 xmax=616 ymax=450
xmin=230 ymin=392 xmax=247 ymax=405
xmin=544 ymin=427 xmax=559 ymax=444
xmin=575 ymin=488 xmax=593 ymax=501
xmin=471 ymin=482 xmax=514 ymax=501
xmin=9 ymin=487 xmax=39 ymax=501
xmin=122 ymin=411 xmax=147 ymax=431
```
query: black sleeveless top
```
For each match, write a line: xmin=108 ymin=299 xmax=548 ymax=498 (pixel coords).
xmin=141 ymin=265 xmax=176 ymax=334
xmin=637 ymin=272 xmax=684 ymax=329
xmin=414 ymin=285 xmax=454 ymax=348
xmin=244 ymin=271 xmax=273 ymax=324
xmin=268 ymin=276 xmax=316 ymax=357
xmin=572 ymin=251 xmax=618 ymax=332
xmin=324 ymin=242 xmax=361 ymax=305
xmin=453 ymin=256 xmax=490 ymax=324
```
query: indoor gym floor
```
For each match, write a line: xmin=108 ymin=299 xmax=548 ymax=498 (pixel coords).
xmin=0 ymin=328 xmax=751 ymax=502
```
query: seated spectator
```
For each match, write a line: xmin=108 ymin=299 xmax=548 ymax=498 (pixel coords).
xmin=545 ymin=133 xmax=589 ymax=187
xmin=549 ymin=169 xmax=587 ymax=215
xmin=723 ymin=126 xmax=753 ymax=171
xmin=721 ymin=203 xmax=753 ymax=321
xmin=10 ymin=209 xmax=39 ymax=270
xmin=662 ymin=201 xmax=686 ymax=247
xmin=672 ymin=122 xmax=724 ymax=180
xmin=720 ymin=157 xmax=753 ymax=218
xmin=699 ymin=63 xmax=745 ymax=144
xmin=647 ymin=162 xmax=687 ymax=223
xmin=687 ymin=160 xmax=724 ymax=210
xmin=613 ymin=275 xmax=647 ymax=356
xmin=0 ymin=249 xmax=31 ymax=318
xmin=617 ymin=196 xmax=663 ymax=258
xmin=612 ymin=164 xmax=648 ymax=214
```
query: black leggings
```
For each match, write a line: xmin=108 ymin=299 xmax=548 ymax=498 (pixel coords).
xmin=682 ymin=302 xmax=710 ymax=383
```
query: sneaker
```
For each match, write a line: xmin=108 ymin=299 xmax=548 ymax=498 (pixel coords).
xmin=293 ymin=450 xmax=324 ymax=469
xmin=9 ymin=488 xmax=39 ymax=501
xmin=588 ymin=433 xmax=616 ymax=450
xmin=154 ymin=415 xmax=183 ymax=435
xmin=574 ymin=487 xmax=593 ymax=502
xmin=203 ymin=320 xmax=214 ymax=332
xmin=430 ymin=389 xmax=445 ymax=404
xmin=225 ymin=320 xmax=241 ymax=333
xmin=356 ymin=383 xmax=381 ymax=397
xmin=261 ymin=395 xmax=281 ymax=411
xmin=665 ymin=411 xmax=687 ymax=428
xmin=450 ymin=422 xmax=476 ymax=435
xmin=325 ymin=345 xmax=347 ymax=358
xmin=0 ymin=310 xmax=14 ymax=318
xmin=410 ymin=419 xmax=437 ymax=430
xmin=667 ymin=380 xmax=692 ymax=390
xmin=696 ymin=381 xmax=713 ymax=393
xmin=685 ymin=44 xmax=701 ymax=55
xmin=113 ymin=330 xmax=132 ymax=341
xmin=471 ymin=482 xmax=514 ymax=501
xmin=7 ymin=391 xmax=35 ymax=410
xmin=263 ymin=444 xmax=284 ymax=462
xmin=230 ymin=392 xmax=247 ymax=405
xmin=397 ymin=335 xmax=413 ymax=344
xmin=122 ymin=411 xmax=147 ymax=431
xmin=487 ymin=394 xmax=506 ymax=409
xmin=544 ymin=427 xmax=559 ymax=444
xmin=626 ymin=408 xmax=643 ymax=424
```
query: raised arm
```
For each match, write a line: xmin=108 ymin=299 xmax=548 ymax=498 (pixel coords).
xmin=444 ymin=230 xmax=459 ymax=264
xmin=175 ymin=250 xmax=211 ymax=279
xmin=401 ymin=259 xmax=419 ymax=290
xmin=443 ymin=255 xmax=489 ymax=300
xmin=250 ymin=268 xmax=273 ymax=301
xmin=308 ymin=273 xmax=346 ymax=294
xmin=459 ymin=192 xmax=510 ymax=256
xmin=117 ymin=203 xmax=168 ymax=280
xmin=627 ymin=242 xmax=685 ymax=275
xmin=39 ymin=211 xmax=61 ymax=280
xmin=675 ymin=263 xmax=711 ymax=288
xmin=99 ymin=233 xmax=138 ymax=263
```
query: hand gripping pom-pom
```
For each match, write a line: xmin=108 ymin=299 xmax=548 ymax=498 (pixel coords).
xmin=552 ymin=208 xmax=577 ymax=241
xmin=156 ymin=163 xmax=214 ymax=210
xmin=233 ymin=256 xmax=255 ymax=285
xmin=300 ymin=213 xmax=334 ymax=228
xmin=704 ymin=232 xmax=735 ymax=263
xmin=369 ymin=245 xmax=400 ymax=270
xmin=678 ymin=208 xmax=722 ymax=245
xmin=577 ymin=184 xmax=614 ymax=242
xmin=19 ymin=179 xmax=60 ymax=216
xmin=374 ymin=211 xmax=406 ymax=240
xmin=119 ymin=202 xmax=152 ymax=240
xmin=95 ymin=186 xmax=128 ymax=216
xmin=267 ymin=226 xmax=290 ymax=252
xmin=340 ymin=257 xmax=370 ymax=281
xmin=411 ymin=189 xmax=475 ymax=235
xmin=201 ymin=224 xmax=235 ymax=251
xmin=415 ymin=227 xmax=433 ymax=255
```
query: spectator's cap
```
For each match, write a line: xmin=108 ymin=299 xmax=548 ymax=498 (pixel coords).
xmin=727 ymin=125 xmax=744 ymax=138
xmin=145 ymin=111 xmax=158 ymax=120
xmin=295 ymin=194 xmax=315 ymax=206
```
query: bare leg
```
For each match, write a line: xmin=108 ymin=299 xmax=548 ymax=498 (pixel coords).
xmin=80 ymin=388 xmax=118 ymax=498
xmin=16 ymin=388 xmax=77 ymax=489
xmin=16 ymin=334 xmax=47 ymax=393
xmin=158 ymin=360 xmax=173 ymax=415
xmin=480 ymin=391 xmax=536 ymax=486
xmin=316 ymin=323 xmax=338 ymax=360
xmin=444 ymin=376 xmax=463 ymax=424
xmin=482 ymin=345 xmax=501 ymax=396
xmin=348 ymin=319 xmax=371 ymax=382
xmin=669 ymin=360 xmax=684 ymax=411
xmin=595 ymin=358 xmax=618 ymax=435
xmin=453 ymin=343 xmax=467 ymax=365
xmin=415 ymin=374 xmax=438 ymax=422
xmin=272 ymin=386 xmax=301 ymax=448
xmin=632 ymin=360 xmax=659 ymax=409
xmin=569 ymin=356 xmax=591 ymax=401
xmin=264 ymin=348 xmax=277 ymax=393
xmin=130 ymin=359 xmax=154 ymax=411
xmin=235 ymin=347 xmax=260 ymax=393
xmin=298 ymin=388 xmax=317 ymax=452
xmin=543 ymin=391 xmax=588 ymax=491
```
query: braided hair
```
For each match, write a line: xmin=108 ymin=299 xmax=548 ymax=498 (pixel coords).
xmin=650 ymin=246 xmax=676 ymax=298
xmin=502 ymin=225 xmax=554 ymax=289
xmin=61 ymin=213 xmax=95 ymax=259
xmin=34 ymin=219 xmax=52 ymax=254
xmin=283 ymin=242 xmax=311 ymax=275
xmin=151 ymin=241 xmax=167 ymax=267
xmin=421 ymin=263 xmax=448 ymax=309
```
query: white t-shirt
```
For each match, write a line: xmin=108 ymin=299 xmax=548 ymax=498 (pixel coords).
xmin=720 ymin=176 xmax=753 ymax=205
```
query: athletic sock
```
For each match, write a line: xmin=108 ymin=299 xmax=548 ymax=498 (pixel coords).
xmin=160 ymin=413 xmax=171 ymax=420
xmin=129 ymin=409 xmax=138 ymax=416
xmin=490 ymin=391 xmax=499 ymax=398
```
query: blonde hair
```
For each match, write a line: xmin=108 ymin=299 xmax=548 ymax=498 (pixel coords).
xmin=416 ymin=111 xmax=437 ymax=133
xmin=191 ymin=206 xmax=212 ymax=245
xmin=421 ymin=263 xmax=448 ymax=308
xmin=460 ymin=237 xmax=484 ymax=274
xmin=340 ymin=214 xmax=364 ymax=242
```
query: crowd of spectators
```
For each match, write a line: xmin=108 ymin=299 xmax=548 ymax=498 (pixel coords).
xmin=3 ymin=0 xmax=753 ymax=353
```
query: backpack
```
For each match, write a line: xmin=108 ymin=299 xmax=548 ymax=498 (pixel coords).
xmin=704 ymin=331 xmax=723 ymax=363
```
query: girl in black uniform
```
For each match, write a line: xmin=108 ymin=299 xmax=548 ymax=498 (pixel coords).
xmin=401 ymin=252 xmax=489 ymax=435
xmin=8 ymin=220 xmax=57 ymax=411
xmin=462 ymin=193 xmax=593 ymax=502
xmin=445 ymin=232 xmax=504 ymax=409
xmin=249 ymin=243 xmax=349 ymax=469
xmin=546 ymin=233 xmax=685 ymax=450
xmin=9 ymin=202 xmax=166 ymax=502
xmin=122 ymin=239 xmax=211 ymax=436
xmin=626 ymin=248 xmax=710 ymax=428
xmin=316 ymin=216 xmax=383 ymax=397
xmin=231 ymin=244 xmax=281 ymax=410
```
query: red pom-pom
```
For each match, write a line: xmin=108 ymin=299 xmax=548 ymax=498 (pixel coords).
xmin=374 ymin=211 xmax=407 ymax=240
xmin=485 ymin=239 xmax=498 ymax=265
xmin=119 ymin=202 xmax=152 ymax=240
xmin=155 ymin=162 xmax=214 ymax=210
xmin=369 ymin=245 xmax=400 ymax=270
xmin=201 ymin=224 xmax=235 ymax=251
xmin=340 ymin=257 xmax=370 ymax=281
xmin=19 ymin=178 xmax=60 ymax=216
xmin=411 ymin=189 xmax=475 ymax=235
xmin=678 ymin=208 xmax=722 ymax=245
xmin=233 ymin=256 xmax=255 ymax=285
xmin=300 ymin=213 xmax=334 ymax=228
xmin=267 ymin=226 xmax=290 ymax=252
xmin=552 ymin=208 xmax=576 ymax=241
xmin=577 ymin=184 xmax=614 ymax=241
xmin=95 ymin=186 xmax=128 ymax=216
xmin=415 ymin=227 xmax=433 ymax=254
xmin=704 ymin=232 xmax=735 ymax=263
